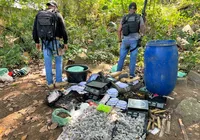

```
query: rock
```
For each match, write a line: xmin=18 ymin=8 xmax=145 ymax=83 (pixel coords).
xmin=188 ymin=70 xmax=200 ymax=86
xmin=175 ymin=97 xmax=200 ymax=124
xmin=196 ymin=29 xmax=200 ymax=34
xmin=9 ymin=108 xmax=14 ymax=111
xmin=176 ymin=37 xmax=189 ymax=47
xmin=50 ymin=123 xmax=58 ymax=130
xmin=182 ymin=24 xmax=194 ymax=35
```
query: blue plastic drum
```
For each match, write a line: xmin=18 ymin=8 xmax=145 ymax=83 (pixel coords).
xmin=144 ymin=40 xmax=178 ymax=96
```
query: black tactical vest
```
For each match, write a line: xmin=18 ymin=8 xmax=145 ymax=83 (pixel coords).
xmin=122 ymin=13 xmax=140 ymax=36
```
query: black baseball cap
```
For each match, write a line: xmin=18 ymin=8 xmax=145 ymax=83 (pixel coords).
xmin=46 ymin=1 xmax=58 ymax=8
xmin=129 ymin=2 xmax=137 ymax=10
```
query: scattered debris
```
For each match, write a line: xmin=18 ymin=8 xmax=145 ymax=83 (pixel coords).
xmin=49 ymin=123 xmax=58 ymax=130
xmin=58 ymin=107 xmax=146 ymax=140
xmin=165 ymin=114 xmax=171 ymax=134
xmin=159 ymin=118 xmax=167 ymax=137
xmin=21 ymin=134 xmax=28 ymax=140
xmin=8 ymin=108 xmax=14 ymax=111
xmin=178 ymin=118 xmax=189 ymax=140
xmin=149 ymin=128 xmax=160 ymax=135
xmin=182 ymin=24 xmax=194 ymax=35
xmin=26 ymin=107 xmax=36 ymax=114
xmin=39 ymin=125 xmax=48 ymax=133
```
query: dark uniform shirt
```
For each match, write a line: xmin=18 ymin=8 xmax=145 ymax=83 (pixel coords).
xmin=32 ymin=10 xmax=68 ymax=44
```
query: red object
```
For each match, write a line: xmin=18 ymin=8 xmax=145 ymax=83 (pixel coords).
xmin=88 ymin=101 xmax=97 ymax=106
xmin=8 ymin=71 xmax=13 ymax=77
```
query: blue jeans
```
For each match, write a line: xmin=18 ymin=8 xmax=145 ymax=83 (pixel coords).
xmin=43 ymin=40 xmax=63 ymax=85
xmin=117 ymin=39 xmax=138 ymax=77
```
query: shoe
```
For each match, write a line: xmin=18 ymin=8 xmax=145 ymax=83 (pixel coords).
xmin=129 ymin=76 xmax=134 ymax=79
xmin=47 ymin=84 xmax=55 ymax=89
xmin=55 ymin=82 xmax=68 ymax=88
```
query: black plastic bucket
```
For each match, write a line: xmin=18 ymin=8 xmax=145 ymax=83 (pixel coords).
xmin=64 ymin=64 xmax=89 ymax=83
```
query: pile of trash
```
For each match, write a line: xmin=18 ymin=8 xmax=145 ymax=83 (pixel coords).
xmin=0 ymin=67 xmax=30 ymax=82
xmin=58 ymin=107 xmax=146 ymax=140
xmin=43 ymin=67 xmax=176 ymax=140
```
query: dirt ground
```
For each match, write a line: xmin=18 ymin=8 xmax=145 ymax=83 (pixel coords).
xmin=0 ymin=62 xmax=199 ymax=140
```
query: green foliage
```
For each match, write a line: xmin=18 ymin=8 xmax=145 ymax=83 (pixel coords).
xmin=0 ymin=0 xmax=199 ymax=72
xmin=87 ymin=49 xmax=116 ymax=63
xmin=0 ymin=43 xmax=27 ymax=68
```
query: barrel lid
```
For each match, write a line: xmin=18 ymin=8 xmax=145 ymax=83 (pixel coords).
xmin=146 ymin=40 xmax=177 ymax=47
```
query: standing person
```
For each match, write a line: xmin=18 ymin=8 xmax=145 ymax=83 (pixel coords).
xmin=32 ymin=1 xmax=68 ymax=89
xmin=117 ymin=2 xmax=145 ymax=77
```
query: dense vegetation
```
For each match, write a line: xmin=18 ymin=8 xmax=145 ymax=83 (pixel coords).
xmin=0 ymin=0 xmax=199 ymax=72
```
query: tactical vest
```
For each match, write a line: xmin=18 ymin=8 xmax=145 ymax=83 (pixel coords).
xmin=122 ymin=13 xmax=140 ymax=36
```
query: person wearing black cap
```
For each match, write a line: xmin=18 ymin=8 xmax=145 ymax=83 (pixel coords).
xmin=32 ymin=1 xmax=68 ymax=89
xmin=117 ymin=2 xmax=145 ymax=78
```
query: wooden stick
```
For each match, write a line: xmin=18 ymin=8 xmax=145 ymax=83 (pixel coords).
xmin=150 ymin=114 xmax=157 ymax=120
xmin=165 ymin=115 xmax=171 ymax=134
xmin=110 ymin=71 xmax=122 ymax=77
xmin=147 ymin=121 xmax=152 ymax=130
xmin=154 ymin=110 xmax=166 ymax=114
xmin=152 ymin=118 xmax=155 ymax=129
xmin=157 ymin=116 xmax=161 ymax=129
xmin=150 ymin=109 xmax=159 ymax=113
xmin=178 ymin=118 xmax=189 ymax=140
xmin=159 ymin=118 xmax=167 ymax=137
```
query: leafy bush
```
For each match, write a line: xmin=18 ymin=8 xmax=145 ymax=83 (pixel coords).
xmin=0 ymin=0 xmax=199 ymax=72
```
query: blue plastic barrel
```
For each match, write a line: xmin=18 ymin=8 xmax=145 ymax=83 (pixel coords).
xmin=144 ymin=40 xmax=178 ymax=96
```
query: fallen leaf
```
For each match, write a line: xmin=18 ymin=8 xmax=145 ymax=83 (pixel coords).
xmin=33 ymin=100 xmax=39 ymax=105
xmin=18 ymin=132 xmax=24 ymax=135
xmin=27 ymin=107 xmax=36 ymax=114
xmin=6 ymin=103 xmax=12 ymax=108
xmin=21 ymin=134 xmax=28 ymax=140
xmin=50 ymin=123 xmax=58 ymax=130
xmin=45 ymin=110 xmax=52 ymax=115
xmin=3 ymin=101 xmax=8 ymax=104
xmin=0 ymin=84 xmax=4 ymax=88
xmin=38 ymin=100 xmax=44 ymax=104
xmin=4 ymin=128 xmax=14 ymax=136
xmin=13 ymin=104 xmax=19 ymax=108
xmin=25 ymin=116 xmax=31 ymax=121
xmin=31 ymin=115 xmax=41 ymax=122
xmin=39 ymin=125 xmax=48 ymax=133
xmin=7 ymin=98 xmax=14 ymax=102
